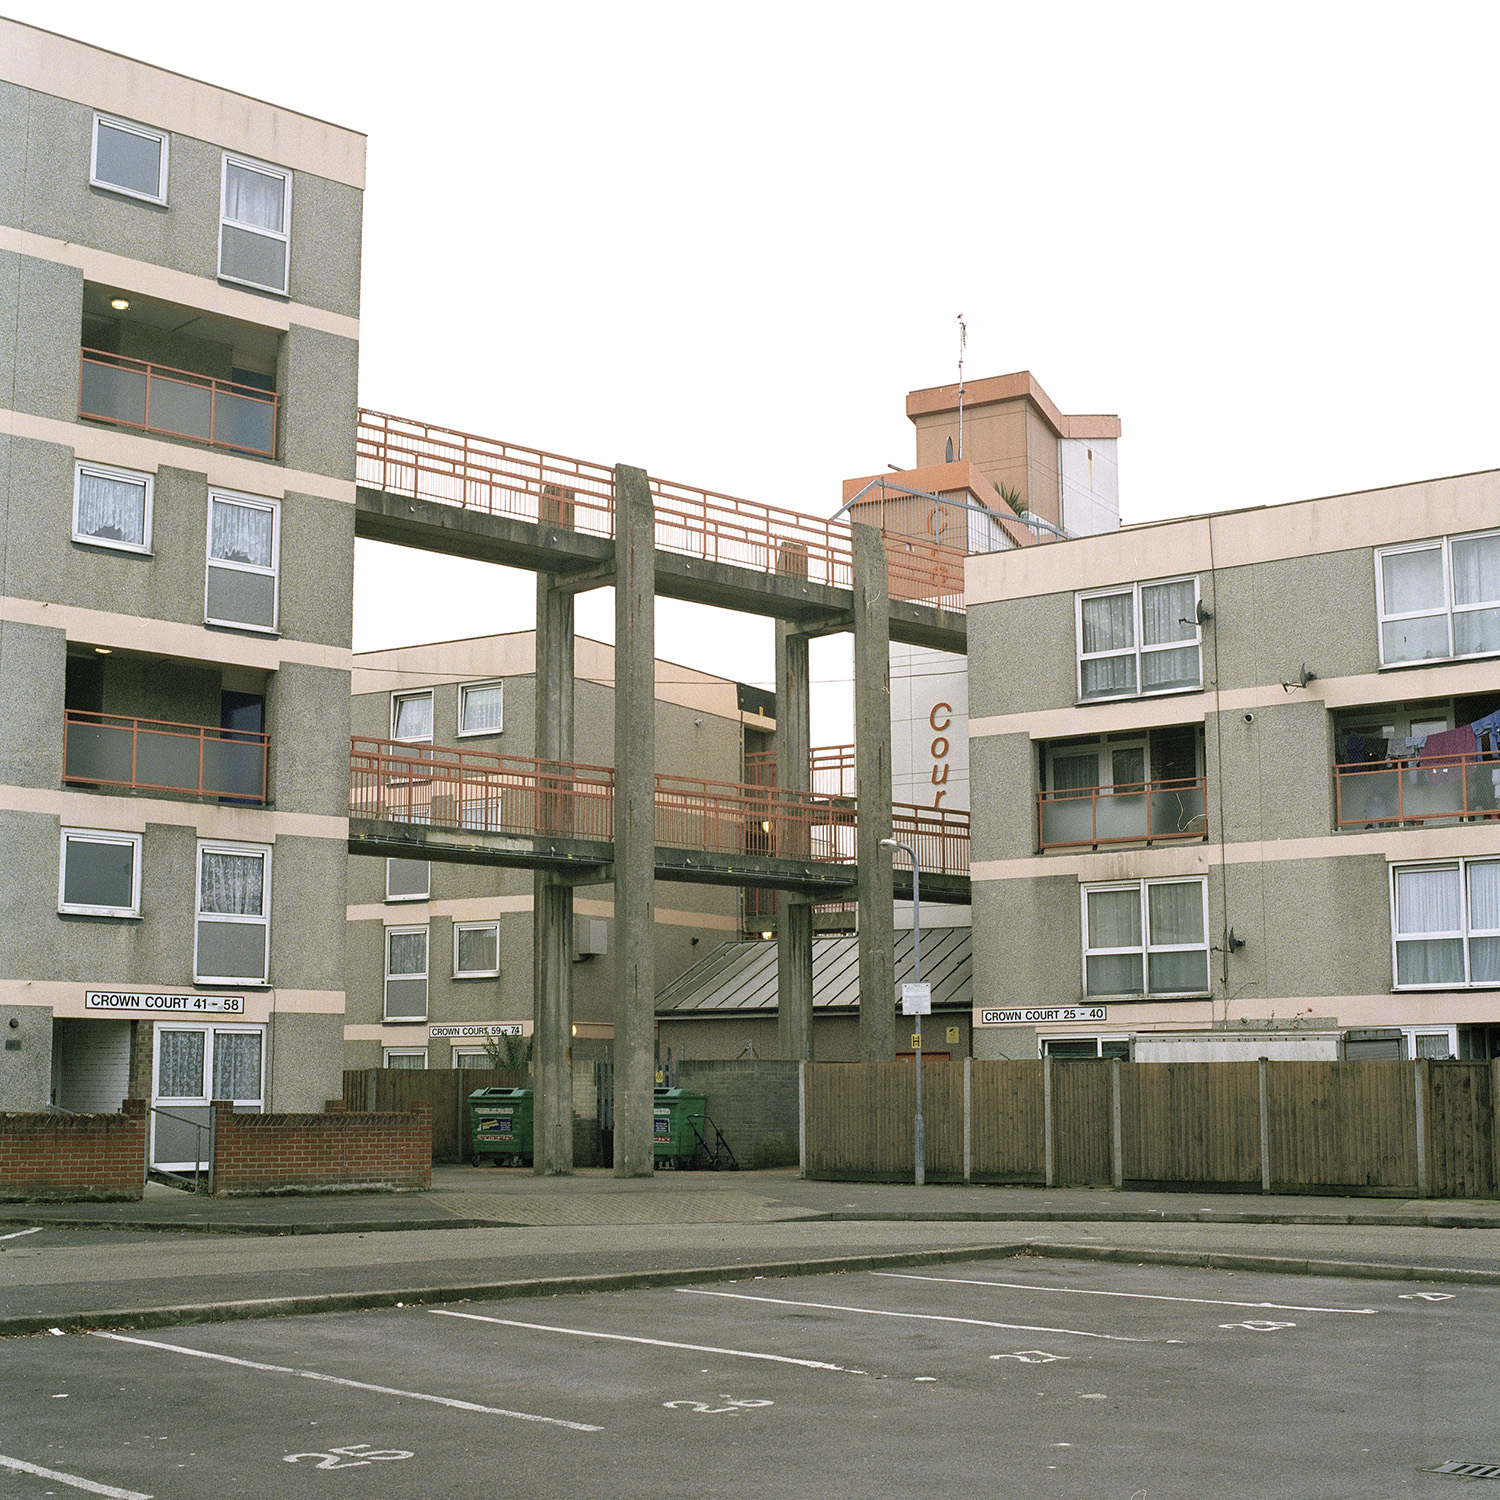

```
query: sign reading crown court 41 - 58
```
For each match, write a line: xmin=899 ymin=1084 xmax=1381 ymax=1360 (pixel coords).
xmin=85 ymin=990 xmax=244 ymax=1014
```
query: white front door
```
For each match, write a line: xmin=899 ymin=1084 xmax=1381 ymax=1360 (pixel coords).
xmin=150 ymin=1024 xmax=264 ymax=1169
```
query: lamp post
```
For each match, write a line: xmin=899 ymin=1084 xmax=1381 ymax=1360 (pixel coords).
xmin=881 ymin=837 xmax=924 ymax=1187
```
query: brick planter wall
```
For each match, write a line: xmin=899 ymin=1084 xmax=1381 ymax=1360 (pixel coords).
xmin=0 ymin=1099 xmax=146 ymax=1202
xmin=210 ymin=1100 xmax=432 ymax=1196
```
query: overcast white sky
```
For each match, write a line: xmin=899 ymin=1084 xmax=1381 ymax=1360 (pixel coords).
xmin=25 ymin=2 xmax=1500 ymax=739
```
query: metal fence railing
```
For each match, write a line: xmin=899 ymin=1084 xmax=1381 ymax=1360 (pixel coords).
xmin=1336 ymin=753 xmax=1500 ymax=827
xmin=64 ymin=710 xmax=269 ymax=803
xmin=1038 ymin=777 xmax=1208 ymax=850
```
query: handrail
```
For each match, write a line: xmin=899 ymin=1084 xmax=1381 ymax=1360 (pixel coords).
xmin=79 ymin=349 xmax=278 ymax=458
xmin=1037 ymin=776 xmax=1209 ymax=850
xmin=64 ymin=709 xmax=269 ymax=803
xmin=1335 ymin=752 xmax=1500 ymax=828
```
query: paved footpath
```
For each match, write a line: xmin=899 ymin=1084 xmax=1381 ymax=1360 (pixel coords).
xmin=3 ymin=1168 xmax=1498 ymax=1336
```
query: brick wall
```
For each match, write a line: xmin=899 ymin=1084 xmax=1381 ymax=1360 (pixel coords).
xmin=0 ymin=1099 xmax=146 ymax=1201
xmin=210 ymin=1100 xmax=432 ymax=1195
xmin=678 ymin=1059 xmax=800 ymax=1169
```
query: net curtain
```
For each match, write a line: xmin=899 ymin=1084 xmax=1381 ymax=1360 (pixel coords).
xmin=77 ymin=470 xmax=145 ymax=545
xmin=200 ymin=850 xmax=265 ymax=916
xmin=210 ymin=500 xmax=274 ymax=568
xmin=225 ymin=161 xmax=284 ymax=232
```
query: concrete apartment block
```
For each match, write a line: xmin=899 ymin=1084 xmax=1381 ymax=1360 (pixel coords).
xmin=0 ymin=21 xmax=363 ymax=1168
xmin=965 ymin=468 xmax=1500 ymax=1063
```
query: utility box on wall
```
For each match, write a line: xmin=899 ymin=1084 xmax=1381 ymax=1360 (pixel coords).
xmin=574 ymin=918 xmax=608 ymax=960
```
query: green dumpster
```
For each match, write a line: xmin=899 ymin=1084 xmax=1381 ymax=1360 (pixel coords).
xmin=469 ymin=1087 xmax=534 ymax=1167
xmin=653 ymin=1087 xmax=707 ymax=1169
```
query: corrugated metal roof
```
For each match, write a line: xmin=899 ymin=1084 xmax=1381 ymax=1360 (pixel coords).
xmin=656 ymin=927 xmax=971 ymax=1014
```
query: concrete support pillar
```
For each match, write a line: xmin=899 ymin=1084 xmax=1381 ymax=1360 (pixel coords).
xmin=775 ymin=621 xmax=814 ymax=1061
xmin=612 ymin=464 xmax=656 ymax=1177
xmin=533 ymin=573 xmax=575 ymax=1175
xmin=852 ymin=523 xmax=895 ymax=1061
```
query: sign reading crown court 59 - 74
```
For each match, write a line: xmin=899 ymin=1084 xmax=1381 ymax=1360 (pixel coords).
xmin=85 ymin=991 xmax=245 ymax=1015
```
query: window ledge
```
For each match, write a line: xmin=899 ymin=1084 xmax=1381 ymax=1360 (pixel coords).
xmin=452 ymin=973 xmax=501 ymax=981
xmin=1074 ymin=686 xmax=1207 ymax=709
xmin=1378 ymin=651 xmax=1500 ymax=672
xmin=71 ymin=537 xmax=154 ymax=558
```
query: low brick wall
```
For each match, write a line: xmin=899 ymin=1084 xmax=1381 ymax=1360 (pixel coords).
xmin=0 ymin=1099 xmax=146 ymax=1202
xmin=210 ymin=1100 xmax=432 ymax=1196
xmin=678 ymin=1059 xmax=800 ymax=1169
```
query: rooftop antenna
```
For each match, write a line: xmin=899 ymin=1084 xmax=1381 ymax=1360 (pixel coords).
xmin=956 ymin=313 xmax=967 ymax=461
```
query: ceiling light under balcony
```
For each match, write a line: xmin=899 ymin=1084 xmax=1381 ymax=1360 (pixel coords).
xmin=93 ymin=646 xmax=112 ymax=654
xmin=110 ymin=298 xmax=130 ymax=311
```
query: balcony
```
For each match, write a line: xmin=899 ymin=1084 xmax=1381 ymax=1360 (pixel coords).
xmin=64 ymin=711 xmax=268 ymax=803
xmin=1039 ymin=777 xmax=1208 ymax=850
xmin=79 ymin=350 xmax=277 ymax=458
xmin=1336 ymin=753 xmax=1500 ymax=828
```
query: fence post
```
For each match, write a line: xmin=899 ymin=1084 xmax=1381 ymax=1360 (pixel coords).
xmin=1414 ymin=1058 xmax=1429 ymax=1198
xmin=798 ymin=1060 xmax=807 ymax=1178
xmin=962 ymin=1057 xmax=972 ymax=1184
xmin=1258 ymin=1057 xmax=1271 ymax=1194
xmin=365 ymin=1067 xmax=379 ymax=1113
xmin=1043 ymin=1053 xmax=1055 ymax=1188
xmin=1110 ymin=1058 xmax=1123 ymax=1189
xmin=1493 ymin=1060 xmax=1500 ymax=1200
xmin=208 ymin=1101 xmax=217 ymax=1197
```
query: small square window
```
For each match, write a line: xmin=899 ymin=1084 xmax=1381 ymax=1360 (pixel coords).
xmin=458 ymin=680 xmax=504 ymax=737
xmin=384 ymin=1048 xmax=427 ymax=1070
xmin=386 ymin=858 xmax=430 ymax=902
xmin=219 ymin=154 xmax=291 ymax=295
xmin=59 ymin=828 xmax=142 ymax=917
xmin=91 ymin=114 xmax=168 ymax=205
xmin=206 ymin=491 xmax=279 ymax=633
xmin=385 ymin=925 xmax=429 ymax=1021
xmin=73 ymin=461 xmax=153 ymax=554
xmin=454 ymin=920 xmax=500 ymax=978
xmin=392 ymin=691 xmax=434 ymax=744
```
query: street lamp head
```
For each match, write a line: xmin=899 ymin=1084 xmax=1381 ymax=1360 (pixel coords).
xmin=879 ymin=838 xmax=899 ymax=850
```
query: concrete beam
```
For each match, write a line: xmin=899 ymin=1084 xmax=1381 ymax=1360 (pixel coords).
xmin=613 ymin=464 xmax=656 ymax=1178
xmin=775 ymin=621 xmax=814 ymax=1062
xmin=852 ymin=523 xmax=895 ymax=1062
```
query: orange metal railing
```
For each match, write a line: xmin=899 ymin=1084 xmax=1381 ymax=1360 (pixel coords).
xmin=1336 ymin=753 xmax=1500 ymax=828
xmin=1037 ymin=777 xmax=1208 ymax=850
xmin=744 ymin=744 xmax=856 ymax=798
xmin=64 ymin=711 xmax=268 ymax=802
xmin=356 ymin=410 xmax=967 ymax=613
xmin=80 ymin=350 xmax=277 ymax=458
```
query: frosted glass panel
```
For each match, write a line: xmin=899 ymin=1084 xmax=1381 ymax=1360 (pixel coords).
xmin=157 ymin=1030 xmax=205 ymax=1099
xmin=1382 ymin=547 xmax=1444 ymax=614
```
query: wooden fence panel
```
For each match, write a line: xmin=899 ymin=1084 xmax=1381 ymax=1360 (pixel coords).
xmin=804 ymin=1064 xmax=913 ymax=1178
xmin=1122 ymin=1062 xmax=1261 ymax=1187
xmin=1428 ymin=1062 xmax=1497 ymax=1200
xmin=1052 ymin=1061 xmax=1112 ymax=1186
xmin=341 ymin=1068 xmax=529 ymax=1163
xmin=1266 ymin=1061 xmax=1417 ymax=1193
xmin=969 ymin=1061 xmax=1045 ymax=1182
xmin=919 ymin=1062 xmax=966 ymax=1180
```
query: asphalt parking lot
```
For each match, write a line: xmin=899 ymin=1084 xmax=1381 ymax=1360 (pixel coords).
xmin=2 ymin=1256 xmax=1494 ymax=1500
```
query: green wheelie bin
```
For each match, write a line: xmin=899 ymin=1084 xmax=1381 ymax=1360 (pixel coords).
xmin=469 ymin=1087 xmax=534 ymax=1167
xmin=652 ymin=1087 xmax=707 ymax=1169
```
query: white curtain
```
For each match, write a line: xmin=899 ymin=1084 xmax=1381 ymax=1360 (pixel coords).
xmin=1087 ymin=887 xmax=1141 ymax=948
xmin=158 ymin=1030 xmax=205 ymax=1099
xmin=210 ymin=499 xmax=274 ymax=568
xmin=388 ymin=929 xmax=427 ymax=978
xmin=1451 ymin=533 xmax=1500 ymax=608
xmin=457 ymin=924 xmax=498 ymax=974
xmin=225 ymin=161 xmax=285 ymax=231
xmin=462 ymin=683 xmax=504 ymax=734
xmin=1469 ymin=862 xmax=1500 ymax=983
xmin=394 ymin=694 xmax=433 ymax=741
xmin=1382 ymin=546 xmax=1445 ymax=615
xmin=1081 ymin=592 xmax=1133 ymax=653
xmin=1141 ymin=580 xmax=1195 ymax=646
xmin=1396 ymin=865 xmax=1462 ymax=935
xmin=200 ymin=850 xmax=265 ymax=917
xmin=1148 ymin=880 xmax=1204 ymax=945
xmin=212 ymin=1032 xmax=262 ymax=1102
xmin=77 ymin=470 xmax=145 ymax=545
xmin=1052 ymin=753 xmax=1100 ymax=791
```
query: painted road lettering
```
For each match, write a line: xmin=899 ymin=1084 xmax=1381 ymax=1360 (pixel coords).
xmin=1399 ymin=1292 xmax=1455 ymax=1302
xmin=284 ymin=1445 xmax=414 ymax=1470
xmin=991 ymin=1352 xmax=1070 ymax=1364
xmin=662 ymin=1398 xmax=774 ymax=1415
xmin=1219 ymin=1320 xmax=1296 ymax=1331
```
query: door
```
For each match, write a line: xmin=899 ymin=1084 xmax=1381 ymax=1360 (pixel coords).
xmin=151 ymin=1024 xmax=264 ymax=1169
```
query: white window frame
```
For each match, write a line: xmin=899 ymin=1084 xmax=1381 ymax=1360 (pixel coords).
xmin=194 ymin=840 xmax=271 ymax=986
xmin=453 ymin=920 xmax=501 ymax=979
xmin=1081 ymin=877 xmax=1211 ymax=999
xmin=383 ymin=1048 xmax=428 ymax=1069
xmin=1389 ymin=858 xmax=1500 ymax=990
xmin=1075 ymin=576 xmax=1202 ymax=704
xmin=90 ymin=113 xmax=169 ymax=205
xmin=457 ymin=679 xmax=505 ymax=738
xmin=72 ymin=460 xmax=154 ymax=556
xmin=384 ymin=924 xmax=430 ymax=1021
xmin=452 ymin=1047 xmax=493 ymax=1069
xmin=205 ymin=490 xmax=280 ymax=634
xmin=218 ymin=152 xmax=291 ymax=295
xmin=391 ymin=690 xmax=434 ymax=744
xmin=1406 ymin=1026 xmax=1459 ymax=1060
xmin=1046 ymin=737 xmax=1153 ymax=793
xmin=58 ymin=828 xmax=142 ymax=918
xmin=1375 ymin=530 xmax=1500 ymax=667
xmin=1039 ymin=1035 xmax=1132 ymax=1059
xmin=385 ymin=858 xmax=430 ymax=903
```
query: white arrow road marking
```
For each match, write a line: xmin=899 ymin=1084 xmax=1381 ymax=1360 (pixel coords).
xmin=0 ymin=1226 xmax=43 ymax=1241
xmin=90 ymin=1332 xmax=600 ymax=1431
xmin=0 ymin=1453 xmax=151 ymax=1499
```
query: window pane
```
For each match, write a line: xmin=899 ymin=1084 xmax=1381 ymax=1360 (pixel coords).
xmin=1148 ymin=881 xmax=1204 ymax=946
xmin=158 ymin=1031 xmax=205 ymax=1099
xmin=1382 ymin=614 xmax=1450 ymax=664
xmin=77 ymin=470 xmax=146 ymax=546
xmin=220 ymin=225 xmax=288 ymax=292
xmin=385 ymin=1051 xmax=426 ymax=1070
xmin=457 ymin=924 xmax=498 ymax=974
xmin=63 ymin=837 xmax=134 ymax=910
xmin=1140 ymin=580 xmax=1196 ymax=646
xmin=1052 ymin=753 xmax=1099 ymax=791
xmin=388 ymin=929 xmax=427 ymax=977
xmin=210 ymin=500 xmax=274 ymax=568
xmin=1086 ymin=888 xmax=1141 ymax=948
xmin=1415 ymin=1033 xmax=1452 ymax=1060
xmin=1395 ymin=865 xmax=1462 ymax=935
xmin=212 ymin=1032 xmax=262 ymax=1102
xmin=1451 ymin=533 xmax=1500 ymax=608
xmin=200 ymin=851 xmax=265 ymax=916
xmin=1110 ymin=748 xmax=1146 ymax=788
xmin=1396 ymin=938 xmax=1464 ymax=986
xmin=225 ymin=162 xmax=284 ymax=231
xmin=1455 ymin=607 xmax=1500 ymax=658
xmin=1141 ymin=644 xmax=1200 ymax=691
xmin=1086 ymin=952 xmax=1143 ymax=995
xmin=1470 ymin=861 xmax=1500 ymax=933
xmin=394 ymin=695 xmax=432 ymax=740
xmin=95 ymin=121 xmax=162 ymax=198
xmin=1470 ymin=937 xmax=1500 ymax=984
xmin=461 ymin=683 xmax=504 ymax=734
xmin=206 ymin=565 xmax=277 ymax=629
xmin=1080 ymin=655 xmax=1136 ymax=699
xmin=1382 ymin=546 xmax=1445 ymax=615
xmin=197 ymin=920 xmax=266 ymax=979
xmin=387 ymin=859 xmax=429 ymax=899
xmin=1080 ymin=593 xmax=1134 ymax=654
xmin=1149 ymin=949 xmax=1209 ymax=993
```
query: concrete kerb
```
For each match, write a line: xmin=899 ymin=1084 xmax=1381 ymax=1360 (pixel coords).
xmin=6 ymin=1240 xmax=1499 ymax=1340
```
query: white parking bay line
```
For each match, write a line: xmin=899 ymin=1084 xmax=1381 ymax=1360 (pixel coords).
xmin=432 ymin=1308 xmax=849 ymax=1370
xmin=0 ymin=1226 xmax=42 ymax=1241
xmin=872 ymin=1272 xmax=1378 ymax=1316
xmin=90 ymin=1332 xmax=601 ymax=1432
xmin=678 ymin=1289 xmax=1162 ymax=1343
xmin=0 ymin=1452 xmax=150 ymax=1499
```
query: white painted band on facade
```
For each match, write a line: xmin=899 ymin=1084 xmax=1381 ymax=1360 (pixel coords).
xmin=979 ymin=1006 xmax=1107 ymax=1025
xmin=85 ymin=991 xmax=244 ymax=1014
